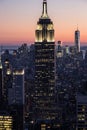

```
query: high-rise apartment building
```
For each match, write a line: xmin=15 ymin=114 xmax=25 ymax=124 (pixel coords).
xmin=34 ymin=0 xmax=56 ymax=120
xmin=75 ymin=28 xmax=80 ymax=52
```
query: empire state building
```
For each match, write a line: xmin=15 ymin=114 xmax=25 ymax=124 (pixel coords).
xmin=34 ymin=0 xmax=56 ymax=120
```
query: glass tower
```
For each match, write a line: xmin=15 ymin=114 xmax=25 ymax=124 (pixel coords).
xmin=34 ymin=0 xmax=56 ymax=120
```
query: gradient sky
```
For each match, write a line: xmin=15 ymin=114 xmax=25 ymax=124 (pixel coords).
xmin=0 ymin=0 xmax=87 ymax=45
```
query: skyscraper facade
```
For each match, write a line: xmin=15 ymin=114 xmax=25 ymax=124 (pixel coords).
xmin=34 ymin=0 xmax=56 ymax=120
xmin=8 ymin=68 xmax=25 ymax=130
xmin=75 ymin=28 xmax=80 ymax=52
xmin=8 ymin=69 xmax=25 ymax=105
xmin=3 ymin=59 xmax=12 ymax=106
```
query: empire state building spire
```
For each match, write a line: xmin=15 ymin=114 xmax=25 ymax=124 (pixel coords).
xmin=41 ymin=0 xmax=48 ymax=18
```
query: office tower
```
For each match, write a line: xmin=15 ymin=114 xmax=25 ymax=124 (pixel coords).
xmin=75 ymin=27 xmax=80 ymax=52
xmin=8 ymin=69 xmax=25 ymax=130
xmin=0 ymin=56 xmax=3 ymax=108
xmin=34 ymin=0 xmax=56 ymax=120
xmin=76 ymin=94 xmax=87 ymax=130
xmin=57 ymin=41 xmax=63 ymax=58
xmin=3 ymin=59 xmax=12 ymax=107
xmin=8 ymin=69 xmax=24 ymax=105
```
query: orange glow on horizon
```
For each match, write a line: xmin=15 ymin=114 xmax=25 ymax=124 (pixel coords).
xmin=0 ymin=0 xmax=87 ymax=45
xmin=0 ymin=22 xmax=87 ymax=45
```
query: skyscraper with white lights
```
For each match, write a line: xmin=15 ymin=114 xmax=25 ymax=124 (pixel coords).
xmin=34 ymin=0 xmax=56 ymax=120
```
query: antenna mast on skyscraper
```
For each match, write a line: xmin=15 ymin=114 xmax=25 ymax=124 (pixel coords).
xmin=77 ymin=24 xmax=79 ymax=30
xmin=42 ymin=0 xmax=48 ymax=18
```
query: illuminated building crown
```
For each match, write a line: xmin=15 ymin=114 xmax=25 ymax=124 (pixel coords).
xmin=35 ymin=0 xmax=54 ymax=42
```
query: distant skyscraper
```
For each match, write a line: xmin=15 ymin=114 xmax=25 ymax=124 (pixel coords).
xmin=8 ymin=69 xmax=24 ymax=105
xmin=3 ymin=59 xmax=12 ymax=106
xmin=57 ymin=41 xmax=63 ymax=58
xmin=8 ymin=68 xmax=25 ymax=130
xmin=75 ymin=27 xmax=80 ymax=52
xmin=34 ymin=0 xmax=56 ymax=120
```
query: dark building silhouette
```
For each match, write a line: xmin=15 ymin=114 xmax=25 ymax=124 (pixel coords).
xmin=0 ymin=56 xmax=3 ymax=108
xmin=3 ymin=59 xmax=12 ymax=107
xmin=8 ymin=68 xmax=25 ymax=130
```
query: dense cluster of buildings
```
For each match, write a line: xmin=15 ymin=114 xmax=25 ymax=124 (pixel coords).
xmin=0 ymin=0 xmax=87 ymax=130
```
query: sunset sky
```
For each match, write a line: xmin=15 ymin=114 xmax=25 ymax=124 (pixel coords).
xmin=0 ymin=0 xmax=87 ymax=45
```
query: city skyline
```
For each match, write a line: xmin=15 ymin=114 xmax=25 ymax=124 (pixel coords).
xmin=0 ymin=0 xmax=87 ymax=45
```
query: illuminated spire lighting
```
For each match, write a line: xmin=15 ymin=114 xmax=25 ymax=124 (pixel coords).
xmin=77 ymin=24 xmax=79 ymax=31
xmin=35 ymin=0 xmax=56 ymax=120
xmin=41 ymin=0 xmax=49 ymax=18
